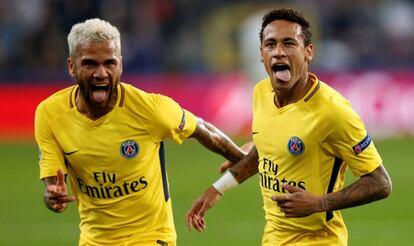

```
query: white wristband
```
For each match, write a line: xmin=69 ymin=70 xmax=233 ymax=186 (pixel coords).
xmin=212 ymin=171 xmax=239 ymax=195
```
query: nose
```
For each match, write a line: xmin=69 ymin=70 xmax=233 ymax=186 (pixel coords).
xmin=93 ymin=65 xmax=108 ymax=80
xmin=274 ymin=43 xmax=286 ymax=57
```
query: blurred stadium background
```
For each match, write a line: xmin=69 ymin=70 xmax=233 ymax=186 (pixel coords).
xmin=1 ymin=0 xmax=413 ymax=245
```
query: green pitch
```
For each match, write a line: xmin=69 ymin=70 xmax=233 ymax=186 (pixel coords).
xmin=0 ymin=138 xmax=412 ymax=245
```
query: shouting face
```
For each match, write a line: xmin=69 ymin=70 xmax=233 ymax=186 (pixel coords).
xmin=260 ymin=20 xmax=313 ymax=92
xmin=68 ymin=40 xmax=122 ymax=114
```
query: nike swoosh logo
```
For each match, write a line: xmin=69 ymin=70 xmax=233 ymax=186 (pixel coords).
xmin=64 ymin=150 xmax=79 ymax=155
xmin=252 ymin=132 xmax=259 ymax=135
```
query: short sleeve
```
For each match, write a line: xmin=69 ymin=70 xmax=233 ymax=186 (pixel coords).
xmin=148 ymin=94 xmax=197 ymax=144
xmin=324 ymin=100 xmax=382 ymax=177
xmin=34 ymin=102 xmax=66 ymax=179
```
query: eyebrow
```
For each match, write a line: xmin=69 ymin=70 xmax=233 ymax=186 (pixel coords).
xmin=283 ymin=37 xmax=297 ymax=42
xmin=264 ymin=37 xmax=298 ymax=43
xmin=104 ymin=58 xmax=118 ymax=64
xmin=80 ymin=58 xmax=118 ymax=65
xmin=80 ymin=58 xmax=97 ymax=65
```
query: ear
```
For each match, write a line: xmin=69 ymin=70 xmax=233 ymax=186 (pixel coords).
xmin=259 ymin=46 xmax=264 ymax=63
xmin=304 ymin=44 xmax=314 ymax=63
xmin=67 ymin=57 xmax=75 ymax=77
xmin=119 ymin=56 xmax=123 ymax=74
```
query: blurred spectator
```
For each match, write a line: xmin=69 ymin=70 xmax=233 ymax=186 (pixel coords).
xmin=0 ymin=0 xmax=413 ymax=82
xmin=379 ymin=0 xmax=414 ymax=68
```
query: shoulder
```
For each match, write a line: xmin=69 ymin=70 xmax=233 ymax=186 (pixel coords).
xmin=322 ymin=82 xmax=355 ymax=118
xmin=121 ymin=82 xmax=174 ymax=106
xmin=120 ymin=82 xmax=180 ymax=119
xmin=311 ymin=80 xmax=348 ymax=104
xmin=309 ymin=81 xmax=354 ymax=118
xmin=36 ymin=86 xmax=75 ymax=118
xmin=253 ymin=78 xmax=272 ymax=106
xmin=121 ymin=82 xmax=149 ymax=100
xmin=254 ymin=78 xmax=272 ymax=94
xmin=313 ymin=81 xmax=365 ymax=140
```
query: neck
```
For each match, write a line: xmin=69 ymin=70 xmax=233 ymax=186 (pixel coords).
xmin=273 ymin=73 xmax=312 ymax=108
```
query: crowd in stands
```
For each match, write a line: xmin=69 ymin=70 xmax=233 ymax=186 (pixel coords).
xmin=0 ymin=0 xmax=413 ymax=82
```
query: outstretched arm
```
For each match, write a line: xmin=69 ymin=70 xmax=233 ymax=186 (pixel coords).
xmin=186 ymin=145 xmax=259 ymax=231
xmin=218 ymin=141 xmax=255 ymax=173
xmin=227 ymin=145 xmax=259 ymax=183
xmin=272 ymin=164 xmax=392 ymax=217
xmin=190 ymin=118 xmax=246 ymax=164
xmin=43 ymin=169 xmax=75 ymax=213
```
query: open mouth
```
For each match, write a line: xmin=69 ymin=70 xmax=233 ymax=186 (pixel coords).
xmin=272 ymin=64 xmax=291 ymax=82
xmin=272 ymin=64 xmax=290 ymax=72
xmin=91 ymin=83 xmax=110 ymax=91
xmin=90 ymin=83 xmax=110 ymax=104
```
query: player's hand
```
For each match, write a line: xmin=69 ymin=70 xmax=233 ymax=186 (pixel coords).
xmin=218 ymin=160 xmax=233 ymax=173
xmin=186 ymin=186 xmax=222 ymax=232
xmin=44 ymin=169 xmax=75 ymax=213
xmin=218 ymin=141 xmax=255 ymax=173
xmin=271 ymin=184 xmax=322 ymax=218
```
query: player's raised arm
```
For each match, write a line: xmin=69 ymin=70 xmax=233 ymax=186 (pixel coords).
xmin=186 ymin=145 xmax=259 ymax=232
xmin=218 ymin=141 xmax=255 ymax=173
xmin=190 ymin=117 xmax=247 ymax=164
xmin=43 ymin=168 xmax=75 ymax=213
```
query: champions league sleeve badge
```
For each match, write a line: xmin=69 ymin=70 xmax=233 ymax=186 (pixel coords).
xmin=353 ymin=134 xmax=372 ymax=155
xmin=120 ymin=140 xmax=139 ymax=159
xmin=287 ymin=136 xmax=305 ymax=156
xmin=178 ymin=108 xmax=186 ymax=131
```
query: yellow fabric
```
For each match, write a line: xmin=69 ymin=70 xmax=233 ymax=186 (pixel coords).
xmin=79 ymin=236 xmax=176 ymax=246
xmin=79 ymin=237 xmax=176 ymax=246
xmin=252 ymin=73 xmax=382 ymax=246
xmin=35 ymin=82 xmax=197 ymax=245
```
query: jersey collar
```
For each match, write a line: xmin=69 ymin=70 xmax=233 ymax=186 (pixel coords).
xmin=303 ymin=73 xmax=320 ymax=102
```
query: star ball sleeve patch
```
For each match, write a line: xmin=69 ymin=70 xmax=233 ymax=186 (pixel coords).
xmin=353 ymin=134 xmax=372 ymax=155
xmin=178 ymin=108 xmax=186 ymax=131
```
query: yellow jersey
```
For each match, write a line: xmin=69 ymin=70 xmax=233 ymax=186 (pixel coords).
xmin=35 ymin=82 xmax=197 ymax=246
xmin=252 ymin=73 xmax=382 ymax=246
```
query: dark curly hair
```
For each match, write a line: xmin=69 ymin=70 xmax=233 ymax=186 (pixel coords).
xmin=259 ymin=8 xmax=312 ymax=46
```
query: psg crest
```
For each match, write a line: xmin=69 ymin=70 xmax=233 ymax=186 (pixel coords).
xmin=287 ymin=136 xmax=305 ymax=156
xmin=120 ymin=140 xmax=139 ymax=159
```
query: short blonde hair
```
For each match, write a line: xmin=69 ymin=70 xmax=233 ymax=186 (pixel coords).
xmin=67 ymin=18 xmax=121 ymax=58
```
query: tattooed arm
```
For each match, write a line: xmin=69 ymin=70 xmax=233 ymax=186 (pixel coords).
xmin=272 ymin=164 xmax=392 ymax=218
xmin=190 ymin=117 xmax=247 ymax=164
xmin=228 ymin=145 xmax=259 ymax=183
xmin=319 ymin=164 xmax=392 ymax=211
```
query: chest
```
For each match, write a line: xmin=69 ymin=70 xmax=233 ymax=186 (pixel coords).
xmin=51 ymin=111 xmax=156 ymax=172
xmin=253 ymin=102 xmax=321 ymax=159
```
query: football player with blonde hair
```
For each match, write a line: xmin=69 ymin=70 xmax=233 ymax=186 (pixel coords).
xmin=36 ymin=18 xmax=247 ymax=246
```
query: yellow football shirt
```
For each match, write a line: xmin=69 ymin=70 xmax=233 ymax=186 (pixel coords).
xmin=252 ymin=73 xmax=382 ymax=246
xmin=35 ymin=82 xmax=197 ymax=246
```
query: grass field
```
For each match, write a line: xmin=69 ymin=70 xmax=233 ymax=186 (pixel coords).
xmin=1 ymin=138 xmax=413 ymax=245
